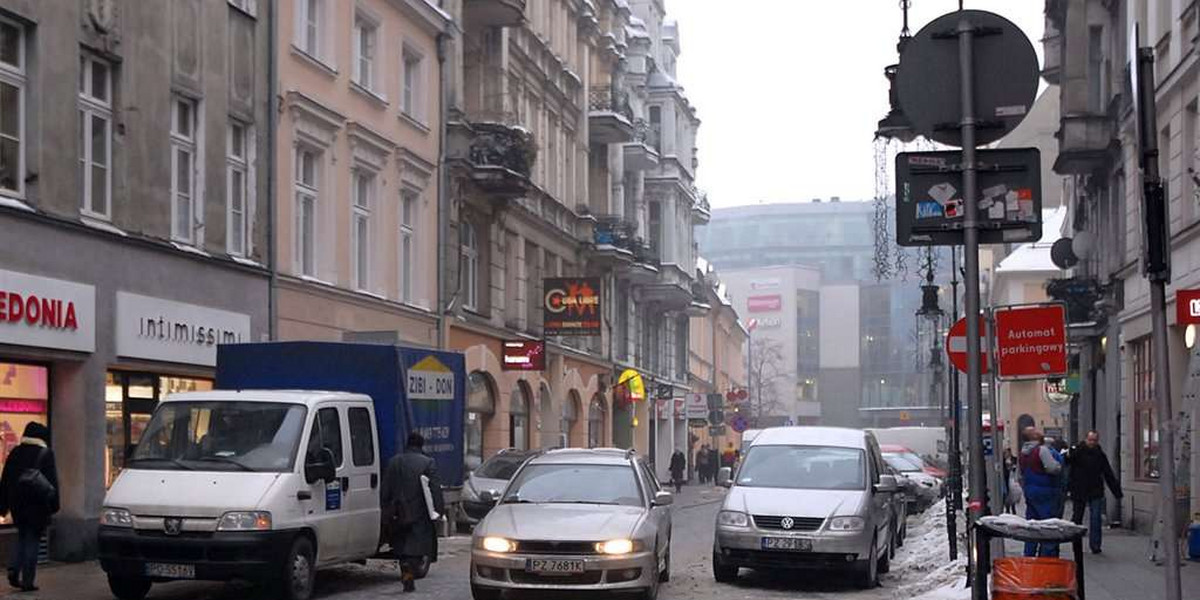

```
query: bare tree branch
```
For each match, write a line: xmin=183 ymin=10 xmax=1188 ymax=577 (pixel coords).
xmin=749 ymin=337 xmax=790 ymax=425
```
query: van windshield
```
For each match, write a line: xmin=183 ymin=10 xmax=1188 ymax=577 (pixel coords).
xmin=129 ymin=401 xmax=308 ymax=473
xmin=736 ymin=445 xmax=866 ymax=490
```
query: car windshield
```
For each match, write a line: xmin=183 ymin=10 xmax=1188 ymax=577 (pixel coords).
xmin=884 ymin=453 xmax=924 ymax=473
xmin=129 ymin=401 xmax=308 ymax=472
xmin=736 ymin=445 xmax=866 ymax=490
xmin=476 ymin=454 xmax=531 ymax=480
xmin=502 ymin=463 xmax=643 ymax=506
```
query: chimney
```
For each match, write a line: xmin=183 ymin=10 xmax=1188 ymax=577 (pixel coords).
xmin=831 ymin=196 xmax=841 ymax=203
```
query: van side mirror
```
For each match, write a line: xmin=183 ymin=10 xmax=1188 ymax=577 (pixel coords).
xmin=305 ymin=447 xmax=337 ymax=484
xmin=717 ymin=467 xmax=733 ymax=488
xmin=652 ymin=491 xmax=674 ymax=507
xmin=875 ymin=474 xmax=899 ymax=494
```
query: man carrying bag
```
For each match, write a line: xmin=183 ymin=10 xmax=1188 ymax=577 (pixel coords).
xmin=381 ymin=432 xmax=445 ymax=593
xmin=0 ymin=423 xmax=59 ymax=592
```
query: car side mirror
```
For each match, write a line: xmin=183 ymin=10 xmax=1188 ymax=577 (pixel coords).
xmin=875 ymin=474 xmax=899 ymax=494
xmin=305 ymin=447 xmax=337 ymax=485
xmin=652 ymin=491 xmax=674 ymax=507
xmin=481 ymin=489 xmax=502 ymax=506
xmin=717 ymin=467 xmax=733 ymax=488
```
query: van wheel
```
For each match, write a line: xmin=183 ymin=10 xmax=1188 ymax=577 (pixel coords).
xmin=855 ymin=537 xmax=879 ymax=589
xmin=275 ymin=536 xmax=316 ymax=600
xmin=470 ymin=584 xmax=501 ymax=600
xmin=712 ymin=549 xmax=738 ymax=583
xmin=107 ymin=574 xmax=151 ymax=600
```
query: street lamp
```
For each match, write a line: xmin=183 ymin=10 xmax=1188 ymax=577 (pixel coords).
xmin=875 ymin=1 xmax=917 ymax=143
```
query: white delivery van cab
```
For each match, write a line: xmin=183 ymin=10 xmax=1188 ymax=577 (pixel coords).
xmin=98 ymin=391 xmax=384 ymax=600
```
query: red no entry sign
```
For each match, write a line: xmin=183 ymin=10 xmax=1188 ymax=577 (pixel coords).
xmin=946 ymin=316 xmax=989 ymax=375
xmin=994 ymin=304 xmax=1068 ymax=380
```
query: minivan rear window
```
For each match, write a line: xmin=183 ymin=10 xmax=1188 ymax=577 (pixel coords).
xmin=736 ymin=445 xmax=866 ymax=490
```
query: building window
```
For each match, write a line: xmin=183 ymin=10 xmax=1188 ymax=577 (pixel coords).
xmin=399 ymin=188 xmax=418 ymax=303
xmin=104 ymin=371 xmax=213 ymax=490
xmin=226 ymin=121 xmax=251 ymax=256
xmin=402 ymin=47 xmax=423 ymax=121
xmin=510 ymin=385 xmax=530 ymax=451
xmin=0 ymin=19 xmax=25 ymax=197
xmin=351 ymin=170 xmax=374 ymax=290
xmin=466 ymin=372 xmax=496 ymax=471
xmin=461 ymin=221 xmax=479 ymax=310
xmin=648 ymin=105 xmax=662 ymax=154
xmin=170 ymin=96 xmax=199 ymax=243
xmin=79 ymin=55 xmax=112 ymax=218
xmin=352 ymin=13 xmax=378 ymax=92
xmin=296 ymin=0 xmax=327 ymax=62
xmin=1132 ymin=337 xmax=1158 ymax=479
xmin=295 ymin=147 xmax=319 ymax=276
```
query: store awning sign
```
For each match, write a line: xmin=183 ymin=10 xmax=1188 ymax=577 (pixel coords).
xmin=1176 ymin=289 xmax=1200 ymax=325
xmin=544 ymin=278 xmax=601 ymax=336
xmin=617 ymin=369 xmax=645 ymax=402
xmin=501 ymin=340 xmax=545 ymax=371
xmin=0 ymin=269 xmax=95 ymax=353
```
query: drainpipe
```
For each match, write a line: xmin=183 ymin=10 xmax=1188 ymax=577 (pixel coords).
xmin=266 ymin=0 xmax=279 ymax=340
xmin=435 ymin=30 xmax=450 ymax=349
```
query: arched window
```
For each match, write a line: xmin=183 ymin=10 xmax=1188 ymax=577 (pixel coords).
xmin=510 ymin=383 xmax=531 ymax=450
xmin=588 ymin=394 xmax=606 ymax=448
xmin=465 ymin=371 xmax=496 ymax=471
xmin=460 ymin=222 xmax=478 ymax=310
xmin=562 ymin=390 xmax=581 ymax=447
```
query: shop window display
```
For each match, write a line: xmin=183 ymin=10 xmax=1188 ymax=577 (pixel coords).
xmin=105 ymin=372 xmax=212 ymax=488
xmin=0 ymin=362 xmax=49 ymax=526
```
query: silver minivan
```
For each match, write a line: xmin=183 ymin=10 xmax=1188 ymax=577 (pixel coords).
xmin=713 ymin=427 xmax=899 ymax=589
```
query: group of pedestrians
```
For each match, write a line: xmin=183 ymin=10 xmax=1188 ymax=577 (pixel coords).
xmin=1018 ymin=427 xmax=1122 ymax=557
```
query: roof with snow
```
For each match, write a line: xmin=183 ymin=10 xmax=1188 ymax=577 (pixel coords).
xmin=995 ymin=207 xmax=1067 ymax=274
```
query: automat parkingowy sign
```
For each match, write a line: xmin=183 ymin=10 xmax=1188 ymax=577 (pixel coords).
xmin=543 ymin=278 xmax=602 ymax=336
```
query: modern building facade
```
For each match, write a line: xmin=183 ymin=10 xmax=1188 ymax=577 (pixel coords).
xmin=0 ymin=0 xmax=272 ymax=559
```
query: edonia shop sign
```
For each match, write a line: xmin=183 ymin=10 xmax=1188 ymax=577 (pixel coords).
xmin=0 ymin=269 xmax=96 ymax=353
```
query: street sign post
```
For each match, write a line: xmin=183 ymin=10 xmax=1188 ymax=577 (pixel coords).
xmin=730 ymin=414 xmax=748 ymax=433
xmin=993 ymin=304 xmax=1068 ymax=381
xmin=946 ymin=316 xmax=990 ymax=375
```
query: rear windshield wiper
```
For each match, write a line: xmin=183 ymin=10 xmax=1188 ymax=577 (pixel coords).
xmin=195 ymin=456 xmax=254 ymax=471
xmin=128 ymin=457 xmax=195 ymax=471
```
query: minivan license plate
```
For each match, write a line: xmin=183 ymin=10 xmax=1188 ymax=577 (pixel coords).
xmin=145 ymin=562 xmax=195 ymax=579
xmin=527 ymin=559 xmax=586 ymax=574
xmin=761 ymin=537 xmax=812 ymax=552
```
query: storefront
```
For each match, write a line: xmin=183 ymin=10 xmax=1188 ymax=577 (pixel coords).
xmin=103 ymin=371 xmax=213 ymax=488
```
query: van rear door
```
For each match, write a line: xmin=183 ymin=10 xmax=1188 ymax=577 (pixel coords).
xmin=343 ymin=403 xmax=382 ymax=558
xmin=303 ymin=404 xmax=352 ymax=563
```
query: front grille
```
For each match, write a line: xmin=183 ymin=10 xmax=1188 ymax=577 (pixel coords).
xmin=516 ymin=541 xmax=598 ymax=555
xmin=726 ymin=549 xmax=853 ymax=568
xmin=753 ymin=515 xmax=824 ymax=532
xmin=510 ymin=570 xmax=604 ymax=585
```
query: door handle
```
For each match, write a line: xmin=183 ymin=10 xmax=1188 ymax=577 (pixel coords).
xmin=341 ymin=476 xmax=350 ymax=492
xmin=297 ymin=490 xmax=312 ymax=501
xmin=370 ymin=473 xmax=378 ymax=489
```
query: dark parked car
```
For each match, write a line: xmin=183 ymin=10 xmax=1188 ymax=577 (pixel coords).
xmin=459 ymin=449 xmax=541 ymax=528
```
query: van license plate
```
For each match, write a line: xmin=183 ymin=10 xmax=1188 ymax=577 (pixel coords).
xmin=761 ymin=537 xmax=812 ymax=551
xmin=145 ymin=562 xmax=195 ymax=579
xmin=527 ymin=559 xmax=586 ymax=574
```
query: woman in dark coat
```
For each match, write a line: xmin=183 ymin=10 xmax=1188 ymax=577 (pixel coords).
xmin=0 ymin=422 xmax=58 ymax=591
xmin=669 ymin=450 xmax=686 ymax=493
xmin=381 ymin=432 xmax=444 ymax=593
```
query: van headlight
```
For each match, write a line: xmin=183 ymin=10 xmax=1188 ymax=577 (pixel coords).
xmin=828 ymin=516 xmax=865 ymax=532
xmin=717 ymin=511 xmax=750 ymax=528
xmin=100 ymin=507 xmax=134 ymax=528
xmin=217 ymin=511 xmax=273 ymax=531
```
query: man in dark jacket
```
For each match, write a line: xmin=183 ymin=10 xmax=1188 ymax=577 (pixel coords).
xmin=1066 ymin=430 xmax=1122 ymax=554
xmin=669 ymin=450 xmax=686 ymax=493
xmin=0 ymin=422 xmax=58 ymax=591
xmin=381 ymin=432 xmax=445 ymax=593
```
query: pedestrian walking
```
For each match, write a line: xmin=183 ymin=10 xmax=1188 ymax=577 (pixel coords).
xmin=696 ymin=445 xmax=711 ymax=484
xmin=0 ymin=422 xmax=59 ymax=592
xmin=1019 ymin=427 xmax=1065 ymax=557
xmin=669 ymin=450 xmax=686 ymax=493
xmin=381 ymin=432 xmax=445 ymax=593
xmin=721 ymin=443 xmax=736 ymax=469
xmin=1066 ymin=430 xmax=1122 ymax=554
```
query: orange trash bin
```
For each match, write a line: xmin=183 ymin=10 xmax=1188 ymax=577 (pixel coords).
xmin=992 ymin=557 xmax=1078 ymax=600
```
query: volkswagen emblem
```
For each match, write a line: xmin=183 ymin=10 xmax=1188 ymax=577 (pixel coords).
xmin=780 ymin=517 xmax=795 ymax=530
xmin=163 ymin=517 xmax=183 ymax=536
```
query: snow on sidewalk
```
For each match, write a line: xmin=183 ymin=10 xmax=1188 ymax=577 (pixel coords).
xmin=887 ymin=499 xmax=970 ymax=600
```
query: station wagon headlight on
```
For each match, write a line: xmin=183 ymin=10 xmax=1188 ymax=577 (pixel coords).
xmin=100 ymin=507 xmax=134 ymax=528
xmin=717 ymin=510 xmax=750 ymax=528
xmin=481 ymin=537 xmax=517 ymax=553
xmin=217 ymin=511 xmax=273 ymax=531
xmin=828 ymin=516 xmax=865 ymax=532
xmin=596 ymin=539 xmax=635 ymax=555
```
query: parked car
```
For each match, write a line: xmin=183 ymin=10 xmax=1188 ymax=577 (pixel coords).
xmin=459 ymin=448 xmax=542 ymax=529
xmin=712 ymin=427 xmax=899 ymax=589
xmin=470 ymin=448 xmax=673 ymax=600
xmin=881 ymin=445 xmax=943 ymax=512
xmin=883 ymin=463 xmax=909 ymax=549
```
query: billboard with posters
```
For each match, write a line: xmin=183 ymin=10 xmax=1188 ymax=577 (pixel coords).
xmin=543 ymin=278 xmax=602 ymax=336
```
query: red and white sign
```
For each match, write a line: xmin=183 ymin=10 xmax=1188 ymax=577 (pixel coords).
xmin=994 ymin=304 xmax=1068 ymax=380
xmin=0 ymin=269 xmax=95 ymax=353
xmin=747 ymin=294 xmax=782 ymax=313
xmin=946 ymin=316 xmax=989 ymax=375
xmin=501 ymin=340 xmax=546 ymax=371
xmin=1176 ymin=290 xmax=1200 ymax=325
xmin=684 ymin=393 xmax=708 ymax=419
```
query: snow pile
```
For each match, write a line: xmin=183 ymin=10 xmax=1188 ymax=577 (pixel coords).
xmin=889 ymin=500 xmax=969 ymax=599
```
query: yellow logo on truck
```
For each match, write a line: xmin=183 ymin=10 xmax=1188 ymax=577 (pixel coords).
xmin=408 ymin=356 xmax=454 ymax=401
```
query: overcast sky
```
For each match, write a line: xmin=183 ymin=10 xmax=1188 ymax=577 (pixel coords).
xmin=669 ymin=1 xmax=1046 ymax=208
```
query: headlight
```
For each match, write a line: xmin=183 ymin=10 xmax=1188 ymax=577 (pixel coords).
xmin=481 ymin=536 xmax=517 ymax=553
xmin=717 ymin=510 xmax=750 ymax=528
xmin=217 ymin=511 xmax=272 ymax=531
xmin=596 ymin=539 xmax=635 ymax=555
xmin=100 ymin=507 xmax=133 ymax=528
xmin=828 ymin=516 xmax=866 ymax=532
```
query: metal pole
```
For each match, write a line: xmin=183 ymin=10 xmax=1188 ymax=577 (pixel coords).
xmin=956 ymin=15 xmax=989 ymax=599
xmin=947 ymin=246 xmax=961 ymax=561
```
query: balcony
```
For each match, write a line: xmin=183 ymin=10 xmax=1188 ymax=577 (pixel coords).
xmin=1053 ymin=113 xmax=1113 ymax=175
xmin=465 ymin=121 xmax=536 ymax=198
xmin=589 ymin=86 xmax=635 ymax=144
xmin=637 ymin=264 xmax=695 ymax=311
xmin=1041 ymin=1 xmax=1064 ymax=85
xmin=623 ymin=119 xmax=660 ymax=170
xmin=463 ymin=0 xmax=526 ymax=28
xmin=691 ymin=192 xmax=711 ymax=225
xmin=590 ymin=216 xmax=638 ymax=268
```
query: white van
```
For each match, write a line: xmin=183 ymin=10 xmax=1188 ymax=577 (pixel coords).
xmin=98 ymin=390 xmax=396 ymax=600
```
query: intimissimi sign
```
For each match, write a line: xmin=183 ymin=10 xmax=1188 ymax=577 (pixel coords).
xmin=116 ymin=292 xmax=250 ymax=367
xmin=0 ymin=269 xmax=96 ymax=353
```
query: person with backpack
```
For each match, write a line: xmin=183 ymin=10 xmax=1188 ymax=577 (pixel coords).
xmin=1019 ymin=427 xmax=1065 ymax=557
xmin=381 ymin=432 xmax=444 ymax=593
xmin=0 ymin=423 xmax=59 ymax=591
